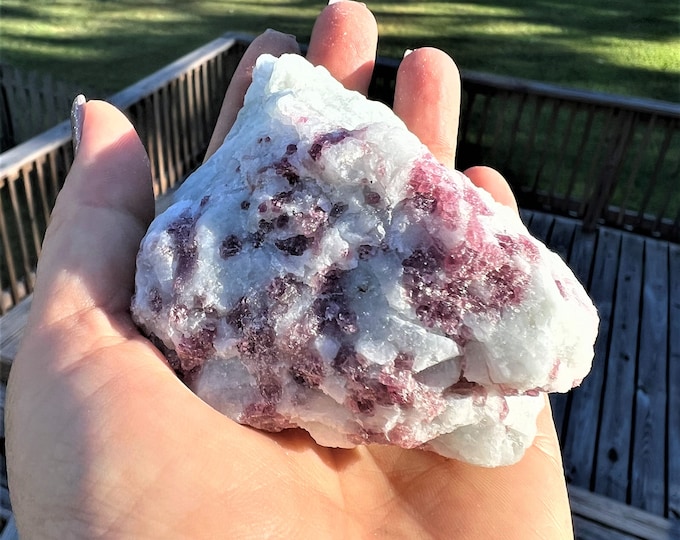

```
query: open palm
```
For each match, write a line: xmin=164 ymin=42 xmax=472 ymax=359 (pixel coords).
xmin=6 ymin=2 xmax=573 ymax=538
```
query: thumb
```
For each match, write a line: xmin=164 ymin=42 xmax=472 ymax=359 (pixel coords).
xmin=31 ymin=99 xmax=154 ymax=325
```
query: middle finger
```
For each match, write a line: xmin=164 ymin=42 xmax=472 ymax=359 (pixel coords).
xmin=306 ymin=0 xmax=378 ymax=94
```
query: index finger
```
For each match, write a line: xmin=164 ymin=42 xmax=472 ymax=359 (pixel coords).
xmin=204 ymin=30 xmax=300 ymax=162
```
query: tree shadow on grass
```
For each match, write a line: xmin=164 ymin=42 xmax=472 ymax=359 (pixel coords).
xmin=0 ymin=0 xmax=677 ymax=100
xmin=370 ymin=1 xmax=679 ymax=102
xmin=447 ymin=0 xmax=680 ymax=41
xmin=378 ymin=28 xmax=679 ymax=102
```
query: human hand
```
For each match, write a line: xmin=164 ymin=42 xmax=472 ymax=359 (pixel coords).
xmin=6 ymin=1 xmax=573 ymax=538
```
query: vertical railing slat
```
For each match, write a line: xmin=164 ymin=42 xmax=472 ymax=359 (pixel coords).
xmin=652 ymin=151 xmax=680 ymax=236
xmin=615 ymin=114 xmax=657 ymax=227
xmin=152 ymin=90 xmax=167 ymax=195
xmin=19 ymin=164 xmax=42 ymax=276
xmin=565 ymin=104 xmax=595 ymax=210
xmin=142 ymin=96 xmax=159 ymax=196
xmin=502 ymin=91 xmax=529 ymax=172
xmin=531 ymin=98 xmax=562 ymax=195
xmin=161 ymin=84 xmax=177 ymax=192
xmin=34 ymin=154 xmax=51 ymax=227
xmin=549 ymin=101 xmax=579 ymax=209
xmin=0 ymin=179 xmax=21 ymax=308
xmin=170 ymin=79 xmax=185 ymax=181
xmin=584 ymin=110 xmax=637 ymax=230
xmin=5 ymin=175 xmax=32 ymax=295
xmin=46 ymin=148 xmax=61 ymax=207
xmin=521 ymin=95 xmax=547 ymax=191
xmin=488 ymin=90 xmax=509 ymax=165
xmin=474 ymin=92 xmax=493 ymax=148
xmin=188 ymin=68 xmax=200 ymax=163
xmin=200 ymin=62 xmax=211 ymax=150
xmin=636 ymin=118 xmax=676 ymax=228
xmin=178 ymin=73 xmax=192 ymax=176
xmin=457 ymin=89 xmax=477 ymax=167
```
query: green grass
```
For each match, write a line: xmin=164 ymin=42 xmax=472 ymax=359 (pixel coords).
xmin=1 ymin=0 xmax=678 ymax=101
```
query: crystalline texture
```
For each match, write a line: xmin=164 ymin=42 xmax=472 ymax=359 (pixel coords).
xmin=131 ymin=54 xmax=599 ymax=466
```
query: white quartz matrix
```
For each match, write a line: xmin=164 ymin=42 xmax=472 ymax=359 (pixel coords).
xmin=132 ymin=54 xmax=599 ymax=466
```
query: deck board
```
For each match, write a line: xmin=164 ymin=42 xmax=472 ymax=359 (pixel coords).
xmin=594 ymin=233 xmax=644 ymax=503
xmin=668 ymin=243 xmax=680 ymax=521
xmin=0 ymin=296 xmax=30 ymax=382
xmin=526 ymin=209 xmax=553 ymax=242
xmin=572 ymin=518 xmax=634 ymax=540
xmin=569 ymin=484 xmax=676 ymax=539
xmin=631 ymin=240 xmax=669 ymax=515
xmin=559 ymin=227 xmax=620 ymax=490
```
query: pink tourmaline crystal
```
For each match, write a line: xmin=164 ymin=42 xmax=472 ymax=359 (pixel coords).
xmin=132 ymin=54 xmax=598 ymax=466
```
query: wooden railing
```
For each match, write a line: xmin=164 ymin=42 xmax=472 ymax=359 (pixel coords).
xmin=0 ymin=33 xmax=249 ymax=314
xmin=1 ymin=34 xmax=678 ymax=314
xmin=458 ymin=72 xmax=680 ymax=239
xmin=0 ymin=64 xmax=87 ymax=152
xmin=370 ymin=58 xmax=680 ymax=239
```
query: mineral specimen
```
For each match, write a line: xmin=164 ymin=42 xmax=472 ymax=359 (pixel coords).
xmin=132 ymin=53 xmax=599 ymax=466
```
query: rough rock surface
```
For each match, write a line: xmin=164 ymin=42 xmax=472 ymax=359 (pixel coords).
xmin=132 ymin=54 xmax=599 ymax=466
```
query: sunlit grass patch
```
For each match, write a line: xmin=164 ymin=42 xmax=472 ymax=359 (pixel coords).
xmin=0 ymin=0 xmax=678 ymax=101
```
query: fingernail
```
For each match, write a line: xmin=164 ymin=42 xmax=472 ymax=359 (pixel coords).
xmin=403 ymin=49 xmax=414 ymax=58
xmin=263 ymin=28 xmax=296 ymax=40
xmin=328 ymin=0 xmax=365 ymax=5
xmin=71 ymin=94 xmax=86 ymax=156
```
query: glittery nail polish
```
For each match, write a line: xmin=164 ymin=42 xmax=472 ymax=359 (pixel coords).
xmin=70 ymin=94 xmax=86 ymax=156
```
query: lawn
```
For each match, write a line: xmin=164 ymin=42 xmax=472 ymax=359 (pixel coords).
xmin=0 ymin=0 xmax=678 ymax=102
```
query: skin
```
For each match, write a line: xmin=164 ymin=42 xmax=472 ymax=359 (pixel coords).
xmin=5 ymin=2 xmax=573 ymax=538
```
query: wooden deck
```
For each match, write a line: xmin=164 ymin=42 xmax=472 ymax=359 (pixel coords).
xmin=522 ymin=210 xmax=679 ymax=539
xmin=0 ymin=209 xmax=678 ymax=539
xmin=525 ymin=212 xmax=678 ymax=508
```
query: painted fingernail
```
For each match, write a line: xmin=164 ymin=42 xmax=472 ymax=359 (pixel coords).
xmin=403 ymin=49 xmax=414 ymax=58
xmin=71 ymin=94 xmax=86 ymax=156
